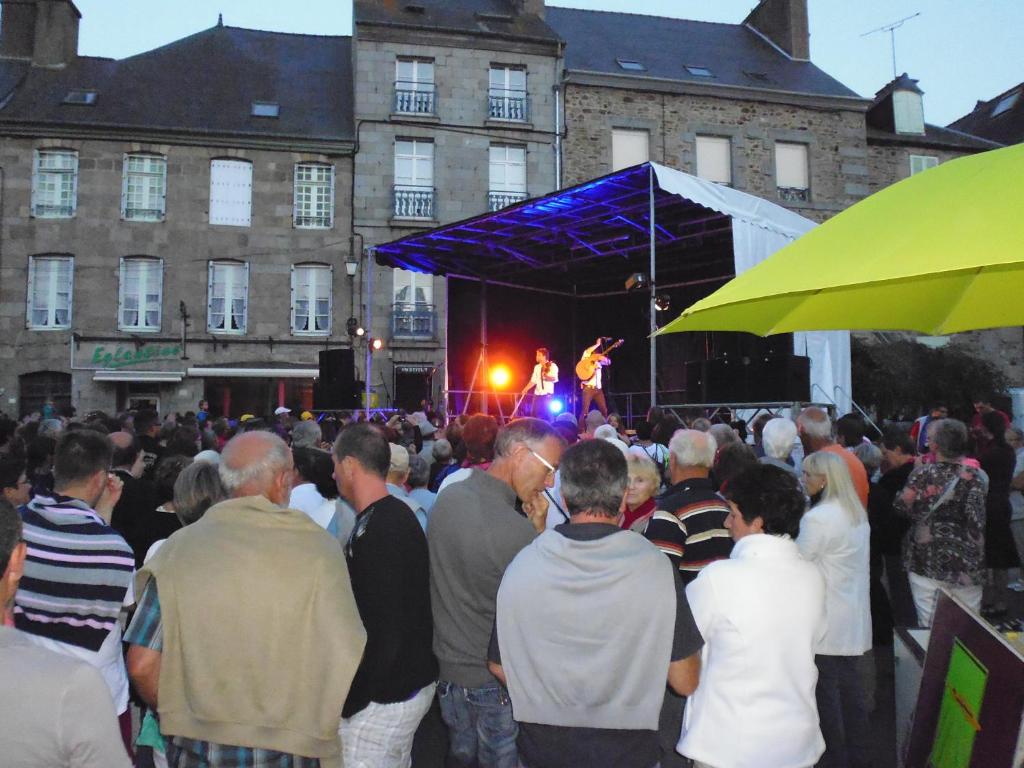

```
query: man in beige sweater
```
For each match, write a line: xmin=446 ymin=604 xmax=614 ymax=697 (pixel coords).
xmin=126 ymin=431 xmax=366 ymax=767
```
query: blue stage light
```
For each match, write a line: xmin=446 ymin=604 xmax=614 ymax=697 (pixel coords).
xmin=548 ymin=399 xmax=564 ymax=414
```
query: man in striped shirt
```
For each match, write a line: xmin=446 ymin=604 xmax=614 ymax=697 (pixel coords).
xmin=643 ymin=429 xmax=734 ymax=584
xmin=13 ymin=429 xmax=135 ymax=751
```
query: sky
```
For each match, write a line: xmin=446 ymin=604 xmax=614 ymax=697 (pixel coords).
xmin=71 ymin=0 xmax=1023 ymax=126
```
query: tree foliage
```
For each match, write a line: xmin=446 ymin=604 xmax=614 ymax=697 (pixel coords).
xmin=851 ymin=338 xmax=1008 ymax=420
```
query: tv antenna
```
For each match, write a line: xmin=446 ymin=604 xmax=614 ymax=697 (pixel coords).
xmin=862 ymin=12 xmax=921 ymax=79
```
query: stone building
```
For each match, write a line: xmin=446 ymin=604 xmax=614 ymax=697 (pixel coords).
xmin=351 ymin=0 xmax=561 ymax=410
xmin=0 ymin=1 xmax=358 ymax=417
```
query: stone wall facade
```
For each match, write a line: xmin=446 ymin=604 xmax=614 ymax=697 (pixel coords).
xmin=0 ymin=135 xmax=360 ymax=416
xmin=353 ymin=27 xmax=560 ymax=406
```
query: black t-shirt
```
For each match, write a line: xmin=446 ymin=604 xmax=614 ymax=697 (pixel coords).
xmin=343 ymin=493 xmax=438 ymax=717
xmin=488 ymin=523 xmax=704 ymax=768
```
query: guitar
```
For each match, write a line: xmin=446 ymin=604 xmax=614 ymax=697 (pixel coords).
xmin=575 ymin=339 xmax=624 ymax=382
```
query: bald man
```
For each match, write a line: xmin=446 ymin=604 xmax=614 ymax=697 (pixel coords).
xmin=126 ymin=432 xmax=366 ymax=766
xmin=108 ymin=431 xmax=159 ymax=567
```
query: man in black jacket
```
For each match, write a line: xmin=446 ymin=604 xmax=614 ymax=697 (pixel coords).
xmin=333 ymin=423 xmax=438 ymax=766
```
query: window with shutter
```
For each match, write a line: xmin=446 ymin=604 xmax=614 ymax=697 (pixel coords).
xmin=291 ymin=264 xmax=332 ymax=335
xmin=122 ymin=154 xmax=167 ymax=221
xmin=27 ymin=255 xmax=73 ymax=329
xmin=207 ymin=262 xmax=249 ymax=333
xmin=32 ymin=150 xmax=78 ymax=218
xmin=611 ymin=129 xmax=649 ymax=172
xmin=118 ymin=258 xmax=163 ymax=331
xmin=209 ymin=159 xmax=253 ymax=227
xmin=775 ymin=142 xmax=809 ymax=203
xmin=695 ymin=136 xmax=732 ymax=185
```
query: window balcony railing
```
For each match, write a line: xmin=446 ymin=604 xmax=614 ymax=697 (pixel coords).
xmin=488 ymin=190 xmax=528 ymax=211
xmin=32 ymin=203 xmax=74 ymax=218
xmin=392 ymin=302 xmax=437 ymax=338
xmin=294 ymin=213 xmax=331 ymax=228
xmin=488 ymin=90 xmax=529 ymax=122
xmin=124 ymin=207 xmax=165 ymax=222
xmin=393 ymin=185 xmax=435 ymax=220
xmin=778 ymin=186 xmax=810 ymax=204
xmin=394 ymin=82 xmax=436 ymax=115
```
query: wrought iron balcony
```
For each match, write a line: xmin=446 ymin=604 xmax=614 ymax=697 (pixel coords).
xmin=124 ymin=207 xmax=165 ymax=222
xmin=488 ymin=191 xmax=528 ymax=211
xmin=394 ymin=82 xmax=436 ymax=115
xmin=488 ymin=90 xmax=529 ymax=121
xmin=391 ymin=302 xmax=437 ymax=338
xmin=393 ymin=185 xmax=435 ymax=220
xmin=778 ymin=186 xmax=810 ymax=204
xmin=32 ymin=203 xmax=74 ymax=218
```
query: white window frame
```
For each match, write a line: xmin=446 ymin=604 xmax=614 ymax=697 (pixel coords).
xmin=291 ymin=263 xmax=333 ymax=336
xmin=32 ymin=150 xmax=78 ymax=219
xmin=118 ymin=257 xmax=163 ymax=332
xmin=611 ymin=129 xmax=649 ymax=172
xmin=775 ymin=142 xmax=810 ymax=201
xmin=121 ymin=153 xmax=167 ymax=222
xmin=207 ymin=261 xmax=249 ymax=334
xmin=393 ymin=268 xmax=433 ymax=307
xmin=395 ymin=58 xmax=435 ymax=114
xmin=394 ymin=139 xmax=435 ymax=219
xmin=26 ymin=255 xmax=73 ymax=330
xmin=909 ymin=155 xmax=939 ymax=175
xmin=293 ymin=163 xmax=334 ymax=229
xmin=208 ymin=159 xmax=253 ymax=227
xmin=488 ymin=65 xmax=528 ymax=121
xmin=892 ymin=90 xmax=925 ymax=135
xmin=489 ymin=145 xmax=527 ymax=193
xmin=695 ymin=135 xmax=732 ymax=186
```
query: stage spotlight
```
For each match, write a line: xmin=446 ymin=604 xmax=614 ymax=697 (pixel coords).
xmin=489 ymin=366 xmax=511 ymax=389
xmin=346 ymin=317 xmax=360 ymax=336
xmin=625 ymin=272 xmax=649 ymax=291
xmin=369 ymin=337 xmax=384 ymax=352
xmin=356 ymin=326 xmax=365 ymax=337
xmin=655 ymin=294 xmax=671 ymax=312
xmin=548 ymin=399 xmax=564 ymax=414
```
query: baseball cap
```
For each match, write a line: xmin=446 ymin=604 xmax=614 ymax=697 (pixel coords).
xmin=239 ymin=414 xmax=255 ymax=422
xmin=300 ymin=410 xmax=314 ymax=421
xmin=274 ymin=406 xmax=291 ymax=416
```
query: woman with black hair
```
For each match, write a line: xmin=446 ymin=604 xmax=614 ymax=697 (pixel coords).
xmin=978 ymin=409 xmax=1020 ymax=617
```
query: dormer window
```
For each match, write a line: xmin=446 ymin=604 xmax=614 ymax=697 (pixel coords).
xmin=251 ymin=101 xmax=279 ymax=118
xmin=63 ymin=90 xmax=97 ymax=105
xmin=685 ymin=65 xmax=714 ymax=78
xmin=892 ymin=90 xmax=925 ymax=135
xmin=992 ymin=90 xmax=1020 ymax=118
xmin=616 ymin=59 xmax=646 ymax=72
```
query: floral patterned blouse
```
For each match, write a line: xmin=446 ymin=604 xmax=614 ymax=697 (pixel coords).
xmin=893 ymin=461 xmax=987 ymax=586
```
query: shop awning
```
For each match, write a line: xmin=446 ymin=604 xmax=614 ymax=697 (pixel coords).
xmin=93 ymin=370 xmax=185 ymax=383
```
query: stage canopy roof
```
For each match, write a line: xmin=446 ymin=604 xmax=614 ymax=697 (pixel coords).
xmin=374 ymin=162 xmax=814 ymax=296
xmin=374 ymin=162 xmax=851 ymax=413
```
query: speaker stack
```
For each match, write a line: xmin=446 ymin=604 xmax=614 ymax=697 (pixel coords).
xmin=314 ymin=349 xmax=360 ymax=410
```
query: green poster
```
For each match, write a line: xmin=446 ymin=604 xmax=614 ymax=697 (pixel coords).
xmin=929 ymin=639 xmax=988 ymax=768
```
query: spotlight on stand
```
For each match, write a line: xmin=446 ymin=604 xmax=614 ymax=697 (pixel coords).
xmin=356 ymin=326 xmax=366 ymax=337
xmin=548 ymin=398 xmax=564 ymax=415
xmin=369 ymin=337 xmax=384 ymax=352
xmin=625 ymin=272 xmax=649 ymax=292
xmin=346 ymin=317 xmax=360 ymax=337
xmin=655 ymin=295 xmax=671 ymax=312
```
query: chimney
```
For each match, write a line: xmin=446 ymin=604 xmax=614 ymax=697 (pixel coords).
xmin=0 ymin=0 xmax=80 ymax=67
xmin=744 ymin=0 xmax=809 ymax=61
xmin=511 ymin=0 xmax=545 ymax=20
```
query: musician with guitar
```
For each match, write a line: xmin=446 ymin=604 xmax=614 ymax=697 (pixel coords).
xmin=520 ymin=347 xmax=559 ymax=419
xmin=576 ymin=337 xmax=622 ymax=419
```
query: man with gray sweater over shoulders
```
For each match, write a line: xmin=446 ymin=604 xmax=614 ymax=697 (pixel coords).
xmin=489 ymin=439 xmax=703 ymax=768
xmin=428 ymin=418 xmax=566 ymax=768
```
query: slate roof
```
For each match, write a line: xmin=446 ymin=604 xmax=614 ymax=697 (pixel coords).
xmin=545 ymin=7 xmax=860 ymax=100
xmin=866 ymin=124 xmax=1002 ymax=152
xmin=0 ymin=25 xmax=354 ymax=142
xmin=354 ymin=0 xmax=560 ymax=42
xmin=949 ymin=83 xmax=1024 ymax=146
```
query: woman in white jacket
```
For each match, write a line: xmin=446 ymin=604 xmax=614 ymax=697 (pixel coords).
xmin=799 ymin=450 xmax=872 ymax=768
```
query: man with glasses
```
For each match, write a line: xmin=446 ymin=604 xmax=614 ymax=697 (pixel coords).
xmin=428 ymin=418 xmax=566 ymax=768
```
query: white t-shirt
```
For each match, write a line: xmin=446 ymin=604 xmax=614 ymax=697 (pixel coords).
xmin=581 ymin=348 xmax=608 ymax=389
xmin=289 ymin=483 xmax=337 ymax=530
xmin=529 ymin=362 xmax=559 ymax=396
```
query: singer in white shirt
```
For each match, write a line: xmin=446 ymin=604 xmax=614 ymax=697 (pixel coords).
xmin=521 ymin=347 xmax=559 ymax=419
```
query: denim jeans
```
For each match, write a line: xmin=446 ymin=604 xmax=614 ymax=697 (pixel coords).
xmin=437 ymin=679 xmax=518 ymax=768
xmin=814 ymin=654 xmax=871 ymax=768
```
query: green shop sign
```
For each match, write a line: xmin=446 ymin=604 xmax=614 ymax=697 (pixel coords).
xmin=91 ymin=344 xmax=182 ymax=369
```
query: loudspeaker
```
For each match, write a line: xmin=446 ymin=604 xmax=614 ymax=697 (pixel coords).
xmin=315 ymin=349 xmax=359 ymax=410
xmin=685 ymin=356 xmax=810 ymax=403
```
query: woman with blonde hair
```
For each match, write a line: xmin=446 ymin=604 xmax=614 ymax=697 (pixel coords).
xmin=622 ymin=452 xmax=661 ymax=530
xmin=799 ymin=450 xmax=872 ymax=768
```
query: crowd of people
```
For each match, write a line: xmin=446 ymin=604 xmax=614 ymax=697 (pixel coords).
xmin=0 ymin=394 xmax=1021 ymax=768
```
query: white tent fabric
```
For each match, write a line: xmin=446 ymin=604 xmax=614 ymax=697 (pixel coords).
xmin=651 ymin=163 xmax=852 ymax=414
